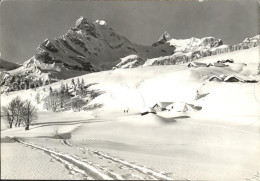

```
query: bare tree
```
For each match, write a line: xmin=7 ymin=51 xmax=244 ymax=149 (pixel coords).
xmin=81 ymin=78 xmax=85 ymax=87
xmin=1 ymin=106 xmax=13 ymax=128
xmin=21 ymin=101 xmax=38 ymax=130
xmin=10 ymin=96 xmax=24 ymax=127
xmin=43 ymin=93 xmax=58 ymax=112
xmin=71 ymin=97 xmax=86 ymax=112
xmin=58 ymin=85 xmax=70 ymax=109
xmin=71 ymin=78 xmax=75 ymax=87
xmin=49 ymin=86 xmax=53 ymax=94
xmin=77 ymin=78 xmax=80 ymax=87
xmin=1 ymin=96 xmax=37 ymax=129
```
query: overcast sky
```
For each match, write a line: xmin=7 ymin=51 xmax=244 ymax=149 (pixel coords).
xmin=0 ymin=0 xmax=259 ymax=64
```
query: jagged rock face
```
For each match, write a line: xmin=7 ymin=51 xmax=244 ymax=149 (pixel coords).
xmin=152 ymin=31 xmax=171 ymax=47
xmin=168 ymin=37 xmax=225 ymax=52
xmin=229 ymin=36 xmax=259 ymax=52
xmin=144 ymin=36 xmax=228 ymax=66
xmin=144 ymin=35 xmax=259 ymax=67
xmin=242 ymin=35 xmax=260 ymax=48
xmin=31 ymin=17 xmax=174 ymax=74
xmin=1 ymin=17 xmax=174 ymax=92
xmin=143 ymin=52 xmax=191 ymax=66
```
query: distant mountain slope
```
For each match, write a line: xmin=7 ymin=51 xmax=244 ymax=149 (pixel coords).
xmin=142 ymin=35 xmax=259 ymax=67
xmin=1 ymin=16 xmax=259 ymax=93
xmin=0 ymin=17 xmax=175 ymax=91
xmin=115 ymin=55 xmax=146 ymax=69
xmin=0 ymin=59 xmax=21 ymax=71
xmin=26 ymin=17 xmax=174 ymax=75
xmin=1 ymin=17 xmax=174 ymax=83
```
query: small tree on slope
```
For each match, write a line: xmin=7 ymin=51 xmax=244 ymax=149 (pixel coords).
xmin=1 ymin=107 xmax=13 ymax=128
xmin=21 ymin=101 xmax=38 ymax=130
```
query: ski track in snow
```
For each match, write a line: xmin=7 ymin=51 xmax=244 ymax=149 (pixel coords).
xmin=64 ymin=139 xmax=172 ymax=180
xmin=12 ymin=137 xmax=173 ymax=180
xmin=13 ymin=138 xmax=113 ymax=180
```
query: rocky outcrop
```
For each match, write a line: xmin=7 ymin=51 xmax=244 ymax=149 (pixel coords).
xmin=28 ymin=16 xmax=174 ymax=73
xmin=152 ymin=31 xmax=171 ymax=47
xmin=115 ymin=55 xmax=146 ymax=69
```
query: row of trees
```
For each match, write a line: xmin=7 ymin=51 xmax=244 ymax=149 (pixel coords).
xmin=43 ymin=78 xmax=89 ymax=112
xmin=1 ymin=96 xmax=38 ymax=130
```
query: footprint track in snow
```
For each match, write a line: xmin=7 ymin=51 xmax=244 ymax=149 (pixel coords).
xmin=13 ymin=137 xmax=173 ymax=180
xmin=13 ymin=138 xmax=115 ymax=180
xmin=64 ymin=139 xmax=173 ymax=180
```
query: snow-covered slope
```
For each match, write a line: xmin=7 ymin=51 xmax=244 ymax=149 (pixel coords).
xmin=168 ymin=36 xmax=223 ymax=52
xmin=115 ymin=55 xmax=146 ymax=69
xmin=144 ymin=35 xmax=259 ymax=67
xmin=1 ymin=46 xmax=260 ymax=180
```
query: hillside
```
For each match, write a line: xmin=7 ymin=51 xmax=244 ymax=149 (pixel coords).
xmin=1 ymin=46 xmax=260 ymax=180
xmin=2 ymin=46 xmax=259 ymax=110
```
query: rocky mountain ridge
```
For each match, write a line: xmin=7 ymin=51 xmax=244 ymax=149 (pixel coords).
xmin=1 ymin=16 xmax=259 ymax=92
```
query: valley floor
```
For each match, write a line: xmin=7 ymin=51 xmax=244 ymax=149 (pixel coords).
xmin=1 ymin=109 xmax=260 ymax=180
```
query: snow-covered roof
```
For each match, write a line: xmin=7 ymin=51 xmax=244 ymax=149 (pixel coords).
xmin=153 ymin=102 xmax=173 ymax=108
xmin=166 ymin=102 xmax=201 ymax=112
xmin=141 ymin=107 xmax=156 ymax=113
xmin=212 ymin=63 xmax=228 ymax=67
xmin=223 ymin=75 xmax=245 ymax=82
xmin=208 ymin=75 xmax=223 ymax=81
xmin=187 ymin=62 xmax=208 ymax=67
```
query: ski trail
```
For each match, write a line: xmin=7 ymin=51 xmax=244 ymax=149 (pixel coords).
xmin=62 ymin=140 xmax=150 ymax=179
xmin=90 ymin=149 xmax=171 ymax=180
xmin=13 ymin=138 xmax=113 ymax=180
xmin=50 ymin=153 xmax=92 ymax=180
xmin=65 ymin=140 xmax=172 ymax=180
xmin=70 ymin=154 xmax=124 ymax=180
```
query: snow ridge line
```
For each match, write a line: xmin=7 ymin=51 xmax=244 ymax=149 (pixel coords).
xmin=65 ymin=140 xmax=172 ymax=180
xmin=178 ymin=119 xmax=260 ymax=136
xmin=13 ymin=138 xmax=113 ymax=180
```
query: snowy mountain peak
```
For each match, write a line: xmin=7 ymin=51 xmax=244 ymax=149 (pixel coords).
xmin=166 ymin=37 xmax=224 ymax=52
xmin=243 ymin=35 xmax=260 ymax=43
xmin=75 ymin=16 xmax=95 ymax=29
xmin=95 ymin=20 xmax=107 ymax=26
xmin=152 ymin=31 xmax=172 ymax=47
xmin=0 ymin=16 xmax=174 ymax=88
xmin=158 ymin=31 xmax=171 ymax=42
